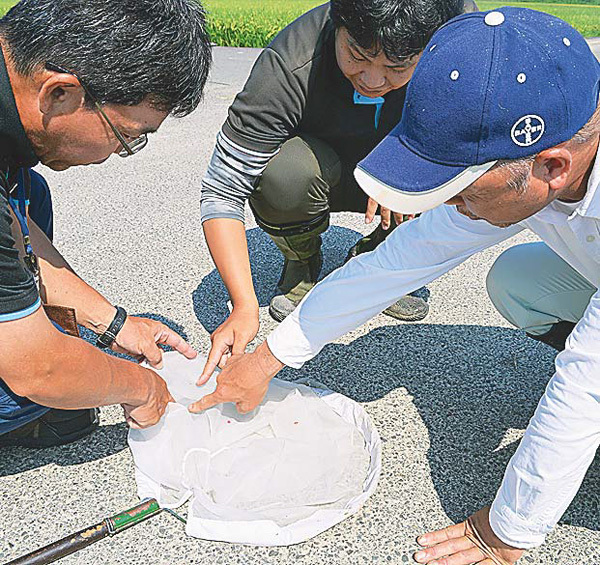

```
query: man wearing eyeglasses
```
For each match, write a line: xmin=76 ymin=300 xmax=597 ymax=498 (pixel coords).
xmin=0 ymin=0 xmax=212 ymax=447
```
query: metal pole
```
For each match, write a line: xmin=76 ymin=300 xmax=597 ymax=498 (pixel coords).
xmin=3 ymin=499 xmax=162 ymax=565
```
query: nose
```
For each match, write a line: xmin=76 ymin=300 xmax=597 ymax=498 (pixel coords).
xmin=360 ymin=70 xmax=386 ymax=90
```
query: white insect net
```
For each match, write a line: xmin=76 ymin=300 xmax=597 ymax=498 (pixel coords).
xmin=129 ymin=352 xmax=380 ymax=545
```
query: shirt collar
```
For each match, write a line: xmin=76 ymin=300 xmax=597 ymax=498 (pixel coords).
xmin=0 ymin=45 xmax=39 ymax=173
xmin=571 ymin=146 xmax=600 ymax=220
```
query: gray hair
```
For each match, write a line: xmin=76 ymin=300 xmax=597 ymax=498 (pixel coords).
xmin=0 ymin=0 xmax=212 ymax=116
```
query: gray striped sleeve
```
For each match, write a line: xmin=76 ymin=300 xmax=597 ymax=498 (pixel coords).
xmin=200 ymin=131 xmax=278 ymax=223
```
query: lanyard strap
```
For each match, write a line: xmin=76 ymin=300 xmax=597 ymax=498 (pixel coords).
xmin=6 ymin=168 xmax=40 ymax=281
xmin=353 ymin=90 xmax=385 ymax=129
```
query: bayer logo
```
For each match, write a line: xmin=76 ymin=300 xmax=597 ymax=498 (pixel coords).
xmin=511 ymin=115 xmax=545 ymax=147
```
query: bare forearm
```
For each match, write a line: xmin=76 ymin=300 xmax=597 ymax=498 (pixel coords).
xmin=28 ymin=218 xmax=116 ymax=334
xmin=203 ymin=218 xmax=258 ymax=311
xmin=5 ymin=320 xmax=153 ymax=409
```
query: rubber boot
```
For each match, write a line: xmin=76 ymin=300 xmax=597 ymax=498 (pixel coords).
xmin=527 ymin=321 xmax=576 ymax=352
xmin=346 ymin=218 xmax=430 ymax=322
xmin=269 ymin=230 xmax=324 ymax=322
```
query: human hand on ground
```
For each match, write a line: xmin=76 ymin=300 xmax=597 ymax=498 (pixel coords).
xmin=413 ymin=507 xmax=524 ymax=565
xmin=365 ymin=197 xmax=415 ymax=230
xmin=189 ymin=341 xmax=284 ymax=414
xmin=112 ymin=315 xmax=197 ymax=369
xmin=199 ymin=306 xmax=260 ymax=381
xmin=121 ymin=370 xmax=175 ymax=429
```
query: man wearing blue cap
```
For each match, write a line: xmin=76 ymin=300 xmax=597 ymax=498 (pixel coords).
xmin=191 ymin=7 xmax=600 ymax=563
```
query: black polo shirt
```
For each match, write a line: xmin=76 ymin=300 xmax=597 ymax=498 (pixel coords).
xmin=222 ymin=3 xmax=407 ymax=169
xmin=0 ymin=46 xmax=41 ymax=321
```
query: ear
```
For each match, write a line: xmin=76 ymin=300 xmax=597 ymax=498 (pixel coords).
xmin=38 ymin=72 xmax=85 ymax=116
xmin=533 ymin=147 xmax=572 ymax=193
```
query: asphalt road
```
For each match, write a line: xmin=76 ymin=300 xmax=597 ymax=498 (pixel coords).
xmin=0 ymin=47 xmax=599 ymax=565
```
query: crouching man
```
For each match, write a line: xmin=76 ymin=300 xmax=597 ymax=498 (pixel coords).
xmin=0 ymin=0 xmax=211 ymax=447
xmin=200 ymin=0 xmax=480 ymax=372
xmin=192 ymin=8 xmax=600 ymax=563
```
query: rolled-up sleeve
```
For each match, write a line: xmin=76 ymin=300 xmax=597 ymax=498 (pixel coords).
xmin=200 ymin=132 xmax=276 ymax=223
xmin=490 ymin=289 xmax=600 ymax=549
xmin=268 ymin=205 xmax=522 ymax=367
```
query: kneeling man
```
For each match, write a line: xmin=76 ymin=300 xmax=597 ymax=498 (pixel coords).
xmin=193 ymin=8 xmax=600 ymax=563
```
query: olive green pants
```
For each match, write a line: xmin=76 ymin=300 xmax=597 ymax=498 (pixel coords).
xmin=486 ymin=242 xmax=597 ymax=336
xmin=249 ymin=135 xmax=369 ymax=235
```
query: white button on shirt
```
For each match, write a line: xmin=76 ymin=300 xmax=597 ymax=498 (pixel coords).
xmin=267 ymin=151 xmax=600 ymax=549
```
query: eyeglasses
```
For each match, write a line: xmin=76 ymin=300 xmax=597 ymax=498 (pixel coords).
xmin=45 ymin=62 xmax=148 ymax=158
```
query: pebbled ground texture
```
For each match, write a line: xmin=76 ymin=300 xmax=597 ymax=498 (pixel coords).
xmin=1 ymin=47 xmax=599 ymax=565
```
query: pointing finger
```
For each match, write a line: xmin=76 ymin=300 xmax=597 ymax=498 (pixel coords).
xmin=199 ymin=339 xmax=229 ymax=385
xmin=188 ymin=391 xmax=226 ymax=413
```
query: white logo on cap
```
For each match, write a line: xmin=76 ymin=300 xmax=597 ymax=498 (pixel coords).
xmin=511 ymin=115 xmax=545 ymax=147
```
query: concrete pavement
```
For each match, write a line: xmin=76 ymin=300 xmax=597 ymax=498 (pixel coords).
xmin=0 ymin=47 xmax=599 ymax=565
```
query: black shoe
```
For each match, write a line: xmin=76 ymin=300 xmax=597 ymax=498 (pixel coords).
xmin=0 ymin=408 xmax=99 ymax=448
xmin=527 ymin=321 xmax=576 ymax=352
xmin=345 ymin=223 xmax=391 ymax=262
xmin=347 ymin=223 xmax=430 ymax=322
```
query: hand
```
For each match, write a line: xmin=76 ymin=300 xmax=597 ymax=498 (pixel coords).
xmin=365 ymin=197 xmax=415 ymax=230
xmin=414 ymin=507 xmax=524 ymax=565
xmin=121 ymin=370 xmax=174 ymax=429
xmin=189 ymin=341 xmax=284 ymax=414
xmin=112 ymin=315 xmax=197 ymax=369
xmin=199 ymin=306 xmax=260 ymax=382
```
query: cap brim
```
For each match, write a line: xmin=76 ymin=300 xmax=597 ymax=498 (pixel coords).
xmin=355 ymin=135 xmax=496 ymax=214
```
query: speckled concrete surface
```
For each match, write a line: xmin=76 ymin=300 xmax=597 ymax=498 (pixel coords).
xmin=1 ymin=47 xmax=599 ymax=565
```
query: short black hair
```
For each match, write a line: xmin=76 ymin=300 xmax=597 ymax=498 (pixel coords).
xmin=330 ymin=0 xmax=464 ymax=62
xmin=0 ymin=0 xmax=212 ymax=116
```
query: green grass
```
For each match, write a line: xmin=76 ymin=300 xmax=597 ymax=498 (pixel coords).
xmin=204 ymin=0 xmax=323 ymax=47
xmin=480 ymin=1 xmax=600 ymax=35
xmin=0 ymin=0 xmax=13 ymax=14
xmin=0 ymin=0 xmax=598 ymax=45
xmin=203 ymin=0 xmax=600 ymax=46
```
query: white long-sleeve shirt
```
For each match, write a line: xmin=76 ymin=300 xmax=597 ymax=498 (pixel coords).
xmin=267 ymin=151 xmax=600 ymax=549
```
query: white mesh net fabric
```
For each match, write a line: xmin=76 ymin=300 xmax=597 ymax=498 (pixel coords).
xmin=129 ymin=352 xmax=381 ymax=546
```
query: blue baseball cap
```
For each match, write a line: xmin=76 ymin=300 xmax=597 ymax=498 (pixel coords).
xmin=354 ymin=7 xmax=600 ymax=214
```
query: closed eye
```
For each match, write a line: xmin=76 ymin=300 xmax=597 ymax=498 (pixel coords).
xmin=350 ymin=52 xmax=367 ymax=63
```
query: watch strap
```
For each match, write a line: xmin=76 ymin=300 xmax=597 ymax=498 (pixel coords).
xmin=97 ymin=306 xmax=127 ymax=349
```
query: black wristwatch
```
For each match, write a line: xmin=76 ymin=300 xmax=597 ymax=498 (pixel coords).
xmin=96 ymin=306 xmax=127 ymax=349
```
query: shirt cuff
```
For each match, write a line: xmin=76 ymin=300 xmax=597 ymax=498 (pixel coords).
xmin=0 ymin=297 xmax=42 ymax=322
xmin=266 ymin=313 xmax=314 ymax=369
xmin=200 ymin=201 xmax=246 ymax=224
xmin=489 ymin=496 xmax=548 ymax=550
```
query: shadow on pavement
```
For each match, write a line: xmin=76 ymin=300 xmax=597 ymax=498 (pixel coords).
xmin=193 ymin=225 xmax=363 ymax=333
xmin=285 ymin=323 xmax=600 ymax=535
xmin=192 ymin=223 xmax=600 ymax=534
xmin=0 ymin=422 xmax=129 ymax=477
